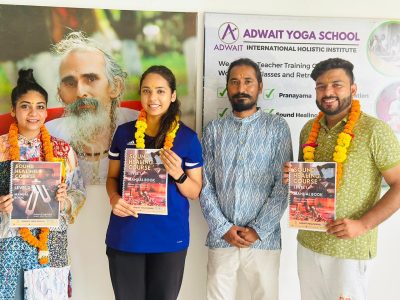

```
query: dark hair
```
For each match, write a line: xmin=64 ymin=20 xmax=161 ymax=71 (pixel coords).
xmin=11 ymin=69 xmax=48 ymax=107
xmin=311 ymin=58 xmax=355 ymax=84
xmin=139 ymin=65 xmax=181 ymax=148
xmin=226 ymin=58 xmax=262 ymax=85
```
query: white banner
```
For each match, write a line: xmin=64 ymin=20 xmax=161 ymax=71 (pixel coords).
xmin=204 ymin=13 xmax=400 ymax=149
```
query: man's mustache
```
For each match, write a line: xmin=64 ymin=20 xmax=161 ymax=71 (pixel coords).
xmin=232 ymin=93 xmax=251 ymax=100
xmin=65 ymin=98 xmax=99 ymax=116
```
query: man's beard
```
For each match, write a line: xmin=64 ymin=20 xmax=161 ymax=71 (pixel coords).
xmin=316 ymin=94 xmax=352 ymax=116
xmin=64 ymin=98 xmax=112 ymax=151
xmin=229 ymin=92 xmax=257 ymax=112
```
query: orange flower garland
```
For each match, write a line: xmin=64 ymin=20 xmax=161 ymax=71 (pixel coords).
xmin=40 ymin=125 xmax=55 ymax=161
xmin=302 ymin=100 xmax=361 ymax=186
xmin=8 ymin=123 xmax=61 ymax=265
xmin=19 ymin=228 xmax=50 ymax=265
xmin=134 ymin=109 xmax=180 ymax=149
xmin=8 ymin=123 xmax=20 ymax=161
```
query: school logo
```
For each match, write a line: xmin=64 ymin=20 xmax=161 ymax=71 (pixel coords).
xmin=218 ymin=22 xmax=239 ymax=44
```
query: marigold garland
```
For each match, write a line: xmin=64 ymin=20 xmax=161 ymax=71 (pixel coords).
xmin=8 ymin=123 xmax=65 ymax=265
xmin=302 ymin=100 xmax=361 ymax=186
xmin=8 ymin=123 xmax=20 ymax=161
xmin=134 ymin=109 xmax=180 ymax=149
xmin=19 ymin=227 xmax=50 ymax=265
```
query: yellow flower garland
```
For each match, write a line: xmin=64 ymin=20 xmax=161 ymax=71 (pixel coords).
xmin=8 ymin=123 xmax=66 ymax=265
xmin=135 ymin=109 xmax=180 ymax=149
xmin=302 ymin=100 xmax=361 ymax=186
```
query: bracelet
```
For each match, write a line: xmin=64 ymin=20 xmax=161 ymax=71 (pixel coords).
xmin=173 ymin=173 xmax=188 ymax=184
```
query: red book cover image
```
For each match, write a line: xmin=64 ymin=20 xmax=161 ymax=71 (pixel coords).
xmin=288 ymin=162 xmax=336 ymax=231
xmin=10 ymin=161 xmax=62 ymax=227
xmin=122 ymin=149 xmax=168 ymax=215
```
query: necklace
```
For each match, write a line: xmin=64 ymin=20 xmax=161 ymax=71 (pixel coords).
xmin=302 ymin=100 xmax=361 ymax=185
xmin=134 ymin=109 xmax=180 ymax=149
xmin=8 ymin=123 xmax=63 ymax=265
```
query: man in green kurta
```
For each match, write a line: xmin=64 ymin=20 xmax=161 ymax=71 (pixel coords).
xmin=296 ymin=58 xmax=400 ymax=300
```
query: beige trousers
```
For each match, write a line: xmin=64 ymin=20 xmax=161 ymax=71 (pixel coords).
xmin=207 ymin=247 xmax=281 ymax=300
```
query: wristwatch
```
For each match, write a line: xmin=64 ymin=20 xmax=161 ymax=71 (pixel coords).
xmin=174 ymin=173 xmax=188 ymax=184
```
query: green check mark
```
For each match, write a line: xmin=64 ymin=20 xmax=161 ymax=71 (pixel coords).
xmin=217 ymin=87 xmax=227 ymax=97
xmin=264 ymin=88 xmax=275 ymax=100
xmin=218 ymin=108 xmax=228 ymax=118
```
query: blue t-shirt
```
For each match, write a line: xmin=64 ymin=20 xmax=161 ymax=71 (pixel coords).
xmin=106 ymin=121 xmax=203 ymax=253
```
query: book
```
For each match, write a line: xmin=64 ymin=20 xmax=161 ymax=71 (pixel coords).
xmin=288 ymin=161 xmax=336 ymax=231
xmin=122 ymin=149 xmax=168 ymax=215
xmin=10 ymin=161 xmax=62 ymax=227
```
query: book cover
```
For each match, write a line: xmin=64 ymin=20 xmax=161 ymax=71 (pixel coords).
xmin=288 ymin=162 xmax=336 ymax=231
xmin=10 ymin=161 xmax=62 ymax=227
xmin=122 ymin=149 xmax=168 ymax=215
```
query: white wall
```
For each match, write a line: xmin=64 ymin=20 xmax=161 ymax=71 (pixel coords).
xmin=3 ymin=0 xmax=400 ymax=299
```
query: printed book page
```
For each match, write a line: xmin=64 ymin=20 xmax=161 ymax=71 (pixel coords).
xmin=288 ymin=161 xmax=336 ymax=231
xmin=123 ymin=149 xmax=168 ymax=215
xmin=10 ymin=161 xmax=61 ymax=227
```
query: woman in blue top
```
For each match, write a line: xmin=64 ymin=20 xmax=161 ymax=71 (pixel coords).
xmin=106 ymin=65 xmax=203 ymax=300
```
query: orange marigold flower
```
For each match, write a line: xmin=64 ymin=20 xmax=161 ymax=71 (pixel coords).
xmin=303 ymin=100 xmax=361 ymax=186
